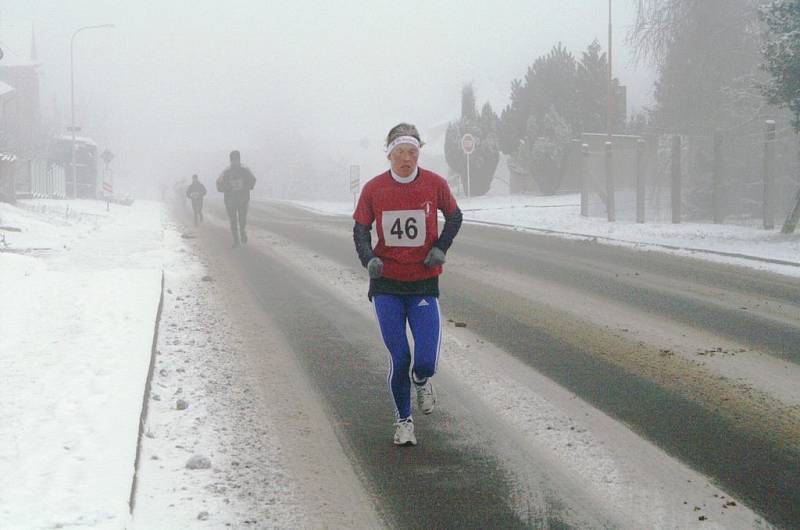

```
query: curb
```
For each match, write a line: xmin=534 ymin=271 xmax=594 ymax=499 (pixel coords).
xmin=128 ymin=269 xmax=166 ymax=514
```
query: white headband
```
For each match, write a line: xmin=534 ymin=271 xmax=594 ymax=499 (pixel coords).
xmin=386 ymin=135 xmax=420 ymax=154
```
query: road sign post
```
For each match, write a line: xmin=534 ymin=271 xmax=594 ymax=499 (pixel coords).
xmin=102 ymin=169 xmax=113 ymax=210
xmin=461 ymin=133 xmax=475 ymax=197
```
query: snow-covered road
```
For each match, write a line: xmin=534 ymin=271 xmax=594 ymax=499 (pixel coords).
xmin=228 ymin=200 xmax=795 ymax=528
xmin=131 ymin=218 xmax=382 ymax=529
xmin=2 ymin=194 xmax=797 ymax=528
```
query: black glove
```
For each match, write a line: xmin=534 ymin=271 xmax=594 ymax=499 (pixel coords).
xmin=424 ymin=247 xmax=446 ymax=267
xmin=367 ymin=257 xmax=384 ymax=279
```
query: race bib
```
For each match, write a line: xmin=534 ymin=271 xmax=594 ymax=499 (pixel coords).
xmin=190 ymin=192 xmax=201 ymax=199
xmin=382 ymin=210 xmax=426 ymax=247
xmin=230 ymin=179 xmax=244 ymax=191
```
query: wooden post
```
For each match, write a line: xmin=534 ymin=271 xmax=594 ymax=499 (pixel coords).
xmin=605 ymin=141 xmax=615 ymax=222
xmin=636 ymin=138 xmax=646 ymax=223
xmin=763 ymin=120 xmax=776 ymax=230
xmin=581 ymin=143 xmax=589 ymax=217
xmin=671 ymin=135 xmax=682 ymax=224
xmin=712 ymin=131 xmax=724 ymax=224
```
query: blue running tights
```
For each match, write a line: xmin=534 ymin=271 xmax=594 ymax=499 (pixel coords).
xmin=373 ymin=294 xmax=441 ymax=420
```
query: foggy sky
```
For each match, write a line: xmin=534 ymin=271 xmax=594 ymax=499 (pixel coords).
xmin=1 ymin=0 xmax=653 ymax=198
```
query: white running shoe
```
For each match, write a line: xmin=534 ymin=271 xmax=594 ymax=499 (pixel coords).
xmin=415 ymin=379 xmax=436 ymax=414
xmin=393 ymin=418 xmax=417 ymax=446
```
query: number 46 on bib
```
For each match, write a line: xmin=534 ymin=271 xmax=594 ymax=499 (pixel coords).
xmin=382 ymin=209 xmax=427 ymax=247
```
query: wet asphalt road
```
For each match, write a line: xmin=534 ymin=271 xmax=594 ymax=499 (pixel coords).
xmin=204 ymin=200 xmax=800 ymax=528
xmin=202 ymin=205 xmax=564 ymax=528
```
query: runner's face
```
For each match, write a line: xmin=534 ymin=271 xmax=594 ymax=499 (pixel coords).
xmin=389 ymin=144 xmax=419 ymax=178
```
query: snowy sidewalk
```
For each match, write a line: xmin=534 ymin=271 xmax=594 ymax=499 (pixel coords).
xmin=291 ymin=192 xmax=800 ymax=278
xmin=0 ymin=200 xmax=165 ymax=529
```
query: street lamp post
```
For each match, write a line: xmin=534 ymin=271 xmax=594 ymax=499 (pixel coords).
xmin=70 ymin=24 xmax=114 ymax=198
xmin=607 ymin=0 xmax=613 ymax=138
xmin=605 ymin=0 xmax=616 ymax=222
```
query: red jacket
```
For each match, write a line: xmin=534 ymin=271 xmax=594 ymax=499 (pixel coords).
xmin=353 ymin=168 xmax=458 ymax=282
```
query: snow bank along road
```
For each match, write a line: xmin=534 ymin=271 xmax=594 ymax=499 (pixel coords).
xmin=190 ymin=199 xmax=798 ymax=528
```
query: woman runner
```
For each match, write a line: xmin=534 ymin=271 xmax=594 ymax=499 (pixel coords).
xmin=352 ymin=123 xmax=463 ymax=446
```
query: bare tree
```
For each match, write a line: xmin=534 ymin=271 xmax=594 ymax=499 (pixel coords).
xmin=630 ymin=0 xmax=760 ymax=68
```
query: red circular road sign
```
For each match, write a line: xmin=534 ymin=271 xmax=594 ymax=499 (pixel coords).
xmin=461 ymin=133 xmax=476 ymax=155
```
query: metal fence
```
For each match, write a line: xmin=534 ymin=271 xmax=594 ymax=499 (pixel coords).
xmin=16 ymin=158 xmax=67 ymax=199
xmin=579 ymin=120 xmax=800 ymax=229
xmin=0 ymin=152 xmax=17 ymax=203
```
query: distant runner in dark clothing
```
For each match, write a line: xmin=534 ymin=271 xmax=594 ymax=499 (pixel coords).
xmin=216 ymin=150 xmax=256 ymax=247
xmin=186 ymin=174 xmax=207 ymax=226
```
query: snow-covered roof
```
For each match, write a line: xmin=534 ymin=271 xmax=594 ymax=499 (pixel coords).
xmin=0 ymin=46 xmax=41 ymax=68
xmin=0 ymin=80 xmax=14 ymax=97
xmin=54 ymin=134 xmax=98 ymax=147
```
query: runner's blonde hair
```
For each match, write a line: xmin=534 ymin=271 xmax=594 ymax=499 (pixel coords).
xmin=385 ymin=123 xmax=425 ymax=149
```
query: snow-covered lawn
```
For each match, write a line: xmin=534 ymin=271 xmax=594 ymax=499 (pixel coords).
xmin=0 ymin=198 xmax=378 ymax=529
xmin=0 ymin=200 xmax=164 ymax=528
xmin=291 ymin=192 xmax=800 ymax=277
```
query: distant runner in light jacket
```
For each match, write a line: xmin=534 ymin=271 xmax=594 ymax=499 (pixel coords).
xmin=186 ymin=174 xmax=207 ymax=226
xmin=217 ymin=150 xmax=256 ymax=247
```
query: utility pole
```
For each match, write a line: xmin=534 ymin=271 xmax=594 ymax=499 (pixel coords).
xmin=607 ymin=0 xmax=613 ymax=139
xmin=604 ymin=0 xmax=616 ymax=221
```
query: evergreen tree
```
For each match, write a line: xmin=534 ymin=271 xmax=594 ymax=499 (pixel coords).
xmin=500 ymin=42 xmax=615 ymax=194
xmin=526 ymin=43 xmax=580 ymax=134
xmin=576 ymin=40 xmax=614 ymax=134
xmin=761 ymin=0 xmax=800 ymax=233
xmin=498 ymin=79 xmax=527 ymax=155
xmin=514 ymin=107 xmax=572 ymax=195
xmin=627 ymin=111 xmax=650 ymax=136
xmin=761 ymin=0 xmax=800 ymax=131
xmin=461 ymin=84 xmax=477 ymax=121
xmin=444 ymin=84 xmax=500 ymax=196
